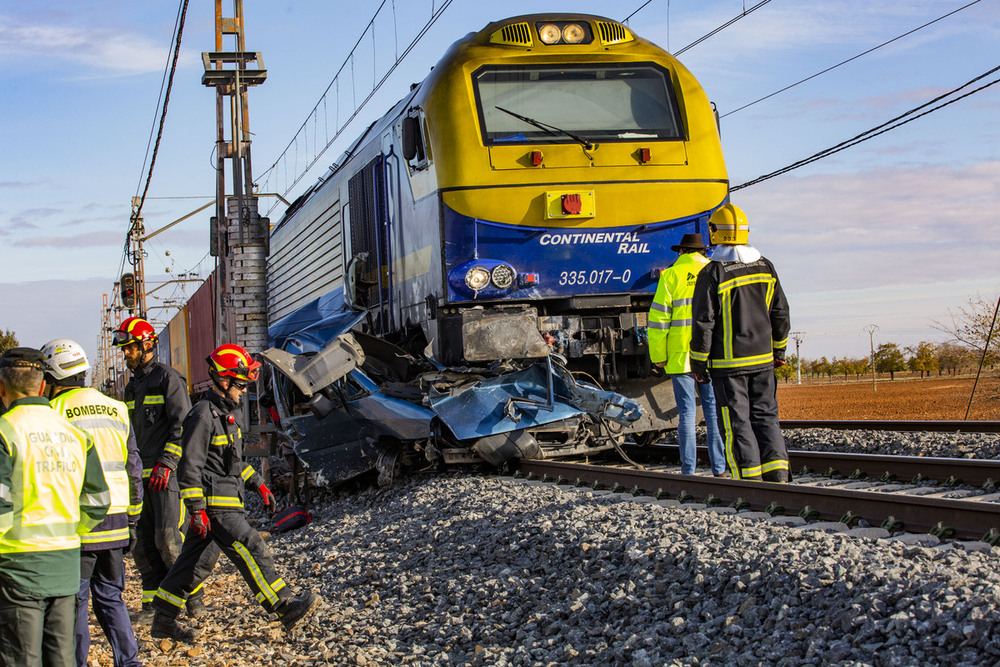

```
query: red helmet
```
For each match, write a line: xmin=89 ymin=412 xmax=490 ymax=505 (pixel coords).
xmin=207 ymin=344 xmax=261 ymax=383
xmin=112 ymin=317 xmax=157 ymax=347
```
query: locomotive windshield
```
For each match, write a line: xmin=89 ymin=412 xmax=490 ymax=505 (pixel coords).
xmin=474 ymin=63 xmax=683 ymax=145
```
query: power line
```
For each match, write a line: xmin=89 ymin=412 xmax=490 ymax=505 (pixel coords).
xmin=732 ymin=64 xmax=1000 ymax=191
xmin=131 ymin=0 xmax=191 ymax=228
xmin=675 ymin=0 xmax=773 ymax=56
xmin=720 ymin=0 xmax=984 ymax=119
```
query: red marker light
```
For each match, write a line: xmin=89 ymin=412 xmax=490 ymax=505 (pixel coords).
xmin=562 ymin=194 xmax=582 ymax=215
xmin=531 ymin=150 xmax=543 ymax=166
xmin=639 ymin=148 xmax=651 ymax=163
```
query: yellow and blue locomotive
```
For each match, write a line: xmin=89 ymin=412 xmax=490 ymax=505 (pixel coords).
xmin=267 ymin=14 xmax=728 ymax=465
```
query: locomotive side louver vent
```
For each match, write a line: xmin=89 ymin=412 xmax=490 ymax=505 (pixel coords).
xmin=595 ymin=21 xmax=634 ymax=46
xmin=490 ymin=22 xmax=533 ymax=47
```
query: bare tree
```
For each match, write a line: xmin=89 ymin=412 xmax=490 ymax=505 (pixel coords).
xmin=930 ymin=294 xmax=1000 ymax=362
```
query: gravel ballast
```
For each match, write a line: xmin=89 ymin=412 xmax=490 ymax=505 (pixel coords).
xmin=97 ymin=466 xmax=1000 ymax=667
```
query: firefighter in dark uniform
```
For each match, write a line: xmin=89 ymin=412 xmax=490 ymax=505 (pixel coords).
xmin=151 ymin=344 xmax=320 ymax=641
xmin=690 ymin=204 xmax=791 ymax=482
xmin=113 ymin=316 xmax=211 ymax=620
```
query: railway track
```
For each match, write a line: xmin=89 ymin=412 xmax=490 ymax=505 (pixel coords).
xmin=510 ymin=445 xmax=1000 ymax=544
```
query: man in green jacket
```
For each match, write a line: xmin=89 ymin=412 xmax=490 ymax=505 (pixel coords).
xmin=0 ymin=348 xmax=110 ymax=666
xmin=648 ymin=233 xmax=726 ymax=476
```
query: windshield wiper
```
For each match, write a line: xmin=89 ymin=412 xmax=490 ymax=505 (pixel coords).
xmin=494 ymin=106 xmax=595 ymax=152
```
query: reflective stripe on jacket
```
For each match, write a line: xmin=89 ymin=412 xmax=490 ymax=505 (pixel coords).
xmin=648 ymin=252 xmax=711 ymax=374
xmin=0 ymin=397 xmax=110 ymax=596
xmin=690 ymin=255 xmax=790 ymax=375
xmin=51 ymin=387 xmax=143 ymax=550
xmin=178 ymin=391 xmax=264 ymax=514
xmin=123 ymin=359 xmax=191 ymax=474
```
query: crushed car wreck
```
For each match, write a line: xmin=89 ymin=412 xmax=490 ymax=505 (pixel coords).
xmin=262 ymin=290 xmax=642 ymax=488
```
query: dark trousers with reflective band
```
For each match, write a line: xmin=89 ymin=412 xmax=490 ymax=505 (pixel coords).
xmin=0 ymin=581 xmax=77 ymax=667
xmin=133 ymin=476 xmax=184 ymax=605
xmin=152 ymin=509 xmax=291 ymax=618
xmin=77 ymin=549 xmax=141 ymax=667
xmin=711 ymin=369 xmax=790 ymax=482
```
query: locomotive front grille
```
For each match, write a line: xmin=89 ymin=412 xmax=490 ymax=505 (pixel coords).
xmin=490 ymin=22 xmax=533 ymax=47
xmin=595 ymin=21 xmax=633 ymax=46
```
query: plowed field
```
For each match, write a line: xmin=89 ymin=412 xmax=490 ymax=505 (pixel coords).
xmin=776 ymin=375 xmax=1000 ymax=421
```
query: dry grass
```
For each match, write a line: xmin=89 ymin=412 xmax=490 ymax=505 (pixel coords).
xmin=776 ymin=374 xmax=1000 ymax=421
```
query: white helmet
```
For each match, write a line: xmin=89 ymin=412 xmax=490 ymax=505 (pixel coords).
xmin=40 ymin=338 xmax=91 ymax=382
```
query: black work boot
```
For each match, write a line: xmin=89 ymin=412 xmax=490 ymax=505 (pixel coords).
xmin=136 ymin=603 xmax=154 ymax=624
xmin=276 ymin=591 xmax=321 ymax=631
xmin=151 ymin=611 xmax=199 ymax=642
xmin=186 ymin=596 xmax=207 ymax=619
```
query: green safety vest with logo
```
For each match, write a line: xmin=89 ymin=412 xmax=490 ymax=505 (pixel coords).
xmin=0 ymin=396 xmax=111 ymax=597
xmin=51 ymin=387 xmax=142 ymax=550
xmin=648 ymin=252 xmax=711 ymax=374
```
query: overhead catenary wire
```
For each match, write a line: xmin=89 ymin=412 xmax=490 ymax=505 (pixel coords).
xmin=131 ymin=0 xmax=191 ymax=226
xmin=720 ymin=0 xmax=984 ymax=118
xmin=674 ymin=0 xmax=773 ymax=56
xmin=732 ymin=64 xmax=1000 ymax=191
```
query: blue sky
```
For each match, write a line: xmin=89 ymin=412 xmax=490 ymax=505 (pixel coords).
xmin=1 ymin=0 xmax=998 ymax=366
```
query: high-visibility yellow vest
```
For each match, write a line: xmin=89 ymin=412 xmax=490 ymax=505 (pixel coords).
xmin=50 ymin=387 xmax=132 ymax=542
xmin=648 ymin=252 xmax=710 ymax=374
xmin=0 ymin=400 xmax=106 ymax=555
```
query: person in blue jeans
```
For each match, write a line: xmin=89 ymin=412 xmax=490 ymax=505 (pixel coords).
xmin=648 ymin=233 xmax=726 ymax=476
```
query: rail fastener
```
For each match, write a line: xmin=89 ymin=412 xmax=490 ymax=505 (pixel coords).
xmin=881 ymin=516 xmax=905 ymax=533
xmin=944 ymin=476 xmax=963 ymax=488
xmin=849 ymin=469 xmax=866 ymax=480
xmin=764 ymin=502 xmax=785 ymax=516
xmin=799 ymin=506 xmax=821 ymax=521
xmin=822 ymin=467 xmax=838 ymax=478
xmin=878 ymin=471 xmax=897 ymax=482
xmin=630 ymin=485 xmax=645 ymax=497
xmin=929 ymin=522 xmax=956 ymax=539
xmin=730 ymin=498 xmax=752 ymax=511
xmin=839 ymin=510 xmax=862 ymax=528
xmin=982 ymin=528 xmax=1000 ymax=546
xmin=653 ymin=488 xmax=670 ymax=501
xmin=677 ymin=490 xmax=694 ymax=504
xmin=704 ymin=495 xmax=723 ymax=507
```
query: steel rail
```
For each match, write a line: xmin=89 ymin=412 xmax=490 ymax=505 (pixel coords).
xmin=512 ymin=460 xmax=1000 ymax=542
xmin=622 ymin=445 xmax=1000 ymax=489
xmin=779 ymin=420 xmax=1000 ymax=433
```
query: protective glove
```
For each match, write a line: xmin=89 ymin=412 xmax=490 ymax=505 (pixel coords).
xmin=190 ymin=509 xmax=211 ymax=538
xmin=126 ymin=525 xmax=137 ymax=554
xmin=774 ymin=357 xmax=787 ymax=368
xmin=149 ymin=463 xmax=171 ymax=491
xmin=258 ymin=482 xmax=275 ymax=508
xmin=690 ymin=360 xmax=710 ymax=385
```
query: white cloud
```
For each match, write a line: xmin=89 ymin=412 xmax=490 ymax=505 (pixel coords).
xmin=0 ymin=15 xmax=188 ymax=74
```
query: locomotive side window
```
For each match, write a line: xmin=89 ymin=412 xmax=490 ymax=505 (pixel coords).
xmin=401 ymin=111 xmax=430 ymax=171
xmin=473 ymin=63 xmax=683 ymax=145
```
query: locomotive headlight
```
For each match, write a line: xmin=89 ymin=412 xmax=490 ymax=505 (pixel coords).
xmin=465 ymin=266 xmax=491 ymax=291
xmin=491 ymin=264 xmax=515 ymax=290
xmin=539 ymin=24 xmax=561 ymax=44
xmin=562 ymin=24 xmax=586 ymax=43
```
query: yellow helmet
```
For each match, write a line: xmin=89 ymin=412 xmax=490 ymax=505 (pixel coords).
xmin=709 ymin=204 xmax=749 ymax=245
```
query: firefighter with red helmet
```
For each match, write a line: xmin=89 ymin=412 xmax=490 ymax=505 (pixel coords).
xmin=150 ymin=344 xmax=320 ymax=641
xmin=112 ymin=316 xmax=211 ymax=620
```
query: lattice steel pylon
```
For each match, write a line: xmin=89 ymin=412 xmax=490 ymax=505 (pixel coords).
xmin=203 ymin=0 xmax=268 ymax=352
